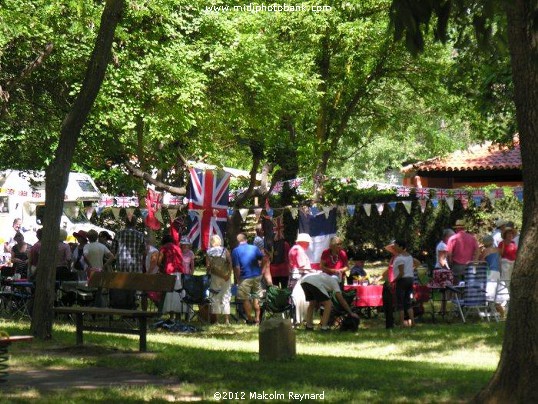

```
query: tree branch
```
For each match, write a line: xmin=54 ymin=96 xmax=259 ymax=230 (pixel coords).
xmin=124 ymin=161 xmax=186 ymax=195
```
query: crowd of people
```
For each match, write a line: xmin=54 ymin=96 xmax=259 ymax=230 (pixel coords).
xmin=1 ymin=215 xmax=518 ymax=330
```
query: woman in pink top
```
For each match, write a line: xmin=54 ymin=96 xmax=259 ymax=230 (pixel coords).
xmin=159 ymin=235 xmax=184 ymax=319
xmin=180 ymin=236 xmax=195 ymax=275
xmin=498 ymin=227 xmax=517 ymax=280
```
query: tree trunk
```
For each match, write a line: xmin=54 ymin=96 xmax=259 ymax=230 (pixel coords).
xmin=31 ymin=0 xmax=125 ymax=339
xmin=475 ymin=2 xmax=538 ymax=402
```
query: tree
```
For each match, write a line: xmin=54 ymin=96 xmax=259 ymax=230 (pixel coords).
xmin=390 ymin=1 xmax=537 ymax=401
xmin=31 ymin=0 xmax=125 ymax=339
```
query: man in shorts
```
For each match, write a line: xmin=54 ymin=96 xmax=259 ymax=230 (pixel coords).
xmin=232 ymin=233 xmax=264 ymax=324
xmin=300 ymin=272 xmax=359 ymax=331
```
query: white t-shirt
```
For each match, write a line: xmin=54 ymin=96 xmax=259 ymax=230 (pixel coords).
xmin=83 ymin=241 xmax=111 ymax=269
xmin=393 ymin=254 xmax=415 ymax=279
xmin=301 ymin=272 xmax=341 ymax=297
xmin=435 ymin=240 xmax=448 ymax=269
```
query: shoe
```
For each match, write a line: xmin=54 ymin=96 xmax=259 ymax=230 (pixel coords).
xmin=320 ymin=326 xmax=330 ymax=332
xmin=305 ymin=325 xmax=314 ymax=331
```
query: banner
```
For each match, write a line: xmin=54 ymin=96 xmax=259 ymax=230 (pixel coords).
xmin=187 ymin=168 xmax=230 ymax=250
xmin=299 ymin=208 xmax=337 ymax=270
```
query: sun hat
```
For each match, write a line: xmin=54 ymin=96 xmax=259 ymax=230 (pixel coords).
xmin=180 ymin=236 xmax=192 ymax=245
xmin=296 ymin=233 xmax=312 ymax=243
xmin=495 ymin=219 xmax=508 ymax=228
xmin=72 ymin=230 xmax=88 ymax=241
xmin=454 ymin=219 xmax=466 ymax=228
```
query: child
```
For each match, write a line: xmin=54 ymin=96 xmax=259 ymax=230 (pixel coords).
xmin=347 ymin=259 xmax=368 ymax=285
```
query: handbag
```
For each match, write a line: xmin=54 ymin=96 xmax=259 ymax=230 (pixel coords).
xmin=208 ymin=249 xmax=231 ymax=280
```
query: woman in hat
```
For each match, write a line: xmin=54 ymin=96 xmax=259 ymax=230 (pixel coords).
xmin=180 ymin=236 xmax=195 ymax=276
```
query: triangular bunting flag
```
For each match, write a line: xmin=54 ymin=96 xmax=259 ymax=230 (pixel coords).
xmin=266 ymin=208 xmax=274 ymax=218
xmin=472 ymin=196 xmax=482 ymax=206
xmin=376 ymin=203 xmax=384 ymax=215
xmin=446 ymin=197 xmax=454 ymax=211
xmin=168 ymin=208 xmax=178 ymax=221
xmin=239 ymin=209 xmax=249 ymax=221
xmin=227 ymin=208 xmax=234 ymax=217
xmin=289 ymin=207 xmax=298 ymax=220
xmin=254 ymin=208 xmax=263 ymax=222
xmin=95 ymin=207 xmax=104 ymax=218
xmin=435 ymin=189 xmax=448 ymax=200
xmin=85 ymin=207 xmax=94 ymax=220
xmin=431 ymin=198 xmax=439 ymax=209
xmin=310 ymin=206 xmax=320 ymax=216
xmin=402 ymin=200 xmax=412 ymax=214
xmin=126 ymin=208 xmax=135 ymax=220
xmin=322 ymin=206 xmax=332 ymax=219
xmin=493 ymin=188 xmax=505 ymax=199
xmin=111 ymin=207 xmax=121 ymax=219
xmin=346 ymin=204 xmax=356 ymax=216
xmin=363 ymin=203 xmax=371 ymax=217
xmin=513 ymin=187 xmax=523 ymax=202
xmin=419 ymin=199 xmax=427 ymax=213
xmin=388 ymin=202 xmax=397 ymax=212
xmin=155 ymin=209 xmax=164 ymax=224
xmin=140 ymin=209 xmax=149 ymax=219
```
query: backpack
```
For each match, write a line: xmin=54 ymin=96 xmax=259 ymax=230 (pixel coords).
xmin=208 ymin=249 xmax=231 ymax=280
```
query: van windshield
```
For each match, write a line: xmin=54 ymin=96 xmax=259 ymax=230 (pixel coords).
xmin=36 ymin=204 xmax=90 ymax=224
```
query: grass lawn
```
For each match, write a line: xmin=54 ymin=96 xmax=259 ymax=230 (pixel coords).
xmin=1 ymin=314 xmax=503 ymax=403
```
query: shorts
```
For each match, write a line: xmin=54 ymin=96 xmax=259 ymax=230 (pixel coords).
xmin=237 ymin=276 xmax=262 ymax=300
xmin=301 ymin=282 xmax=330 ymax=302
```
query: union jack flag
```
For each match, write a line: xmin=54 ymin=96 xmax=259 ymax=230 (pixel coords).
xmin=415 ymin=188 xmax=430 ymax=199
xmin=472 ymin=189 xmax=486 ymax=198
xmin=31 ymin=191 xmax=42 ymax=199
xmin=396 ymin=186 xmax=410 ymax=197
xmin=130 ymin=196 xmax=140 ymax=207
xmin=116 ymin=196 xmax=131 ymax=208
xmin=99 ymin=195 xmax=114 ymax=207
xmin=271 ymin=181 xmax=283 ymax=195
xmin=290 ymin=178 xmax=303 ymax=189
xmin=273 ymin=215 xmax=285 ymax=241
xmin=435 ymin=189 xmax=448 ymax=200
xmin=454 ymin=189 xmax=468 ymax=200
xmin=168 ymin=195 xmax=182 ymax=206
xmin=187 ymin=168 xmax=231 ymax=250
xmin=493 ymin=188 xmax=505 ymax=199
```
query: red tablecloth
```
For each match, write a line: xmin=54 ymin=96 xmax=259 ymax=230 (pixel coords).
xmin=344 ymin=284 xmax=431 ymax=308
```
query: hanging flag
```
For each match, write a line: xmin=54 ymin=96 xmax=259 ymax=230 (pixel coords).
xmin=239 ymin=208 xmax=249 ymax=221
xmin=388 ymin=202 xmax=397 ymax=212
xmin=346 ymin=204 xmax=356 ymax=216
xmin=290 ymin=178 xmax=303 ymax=189
xmin=85 ymin=206 xmax=95 ymax=220
xmin=435 ymin=189 xmax=448 ymax=200
xmin=376 ymin=203 xmax=384 ymax=215
xmin=446 ymin=197 xmax=454 ymax=211
xmin=493 ymin=188 xmax=505 ymax=199
xmin=254 ymin=208 xmax=263 ymax=222
xmin=419 ymin=199 xmax=427 ymax=213
xmin=111 ymin=207 xmax=121 ymax=219
xmin=454 ymin=189 xmax=467 ymax=201
xmin=266 ymin=207 xmax=274 ymax=217
xmin=170 ymin=216 xmax=186 ymax=244
xmin=271 ymin=181 xmax=283 ymax=195
xmin=431 ymin=199 xmax=439 ymax=209
xmin=396 ymin=186 xmax=410 ymax=197
xmin=99 ymin=195 xmax=114 ymax=208
xmin=130 ymin=196 xmax=140 ymax=207
xmin=116 ymin=196 xmax=131 ymax=208
xmin=168 ymin=208 xmax=178 ymax=221
xmin=187 ymin=168 xmax=231 ymax=250
xmin=227 ymin=207 xmax=234 ymax=217
xmin=402 ymin=200 xmax=412 ymax=214
xmin=322 ymin=206 xmax=332 ymax=219
xmin=513 ymin=187 xmax=523 ymax=202
xmin=299 ymin=208 xmax=337 ymax=270
xmin=363 ymin=203 xmax=372 ymax=216
xmin=415 ymin=188 xmax=430 ymax=199
xmin=145 ymin=189 xmax=163 ymax=231
xmin=289 ymin=207 xmax=298 ymax=219
xmin=273 ymin=215 xmax=285 ymax=241
xmin=310 ymin=206 xmax=319 ymax=216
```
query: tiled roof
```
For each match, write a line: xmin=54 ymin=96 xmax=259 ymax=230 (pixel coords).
xmin=402 ymin=141 xmax=521 ymax=173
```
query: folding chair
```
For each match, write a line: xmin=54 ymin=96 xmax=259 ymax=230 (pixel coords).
xmin=462 ymin=262 xmax=491 ymax=321
xmin=490 ymin=279 xmax=510 ymax=321
xmin=180 ymin=274 xmax=211 ymax=322
xmin=260 ymin=286 xmax=295 ymax=323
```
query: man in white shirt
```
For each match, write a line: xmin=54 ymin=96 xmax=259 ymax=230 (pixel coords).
xmin=84 ymin=229 xmax=114 ymax=271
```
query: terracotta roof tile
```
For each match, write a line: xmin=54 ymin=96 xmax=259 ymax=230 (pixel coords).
xmin=403 ymin=141 xmax=521 ymax=173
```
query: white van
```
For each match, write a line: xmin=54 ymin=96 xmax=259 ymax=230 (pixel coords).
xmin=0 ymin=170 xmax=112 ymax=245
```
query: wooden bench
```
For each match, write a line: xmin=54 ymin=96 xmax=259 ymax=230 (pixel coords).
xmin=54 ymin=272 xmax=175 ymax=352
